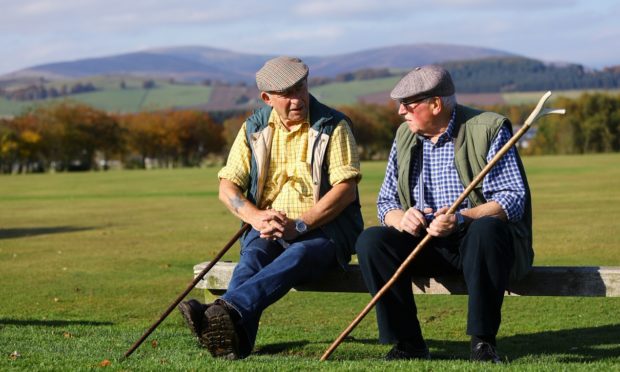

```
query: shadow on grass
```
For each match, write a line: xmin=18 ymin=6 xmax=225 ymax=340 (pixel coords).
xmin=254 ymin=341 xmax=310 ymax=355
xmin=0 ymin=226 xmax=95 ymax=240
xmin=257 ymin=324 xmax=620 ymax=362
xmin=0 ymin=318 xmax=114 ymax=327
xmin=425 ymin=324 xmax=620 ymax=362
xmin=504 ymin=323 xmax=620 ymax=362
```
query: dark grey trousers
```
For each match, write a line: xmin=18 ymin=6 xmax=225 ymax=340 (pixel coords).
xmin=355 ymin=217 xmax=514 ymax=345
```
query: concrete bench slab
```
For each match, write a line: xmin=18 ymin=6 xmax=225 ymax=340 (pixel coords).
xmin=194 ymin=262 xmax=620 ymax=297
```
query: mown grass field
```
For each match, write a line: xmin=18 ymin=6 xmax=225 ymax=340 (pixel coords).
xmin=1 ymin=154 xmax=619 ymax=371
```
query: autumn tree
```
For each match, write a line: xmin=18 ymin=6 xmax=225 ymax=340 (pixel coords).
xmin=221 ymin=112 xmax=250 ymax=152
xmin=169 ymin=110 xmax=224 ymax=166
xmin=119 ymin=110 xmax=225 ymax=168
xmin=3 ymin=102 xmax=123 ymax=172
xmin=120 ymin=111 xmax=167 ymax=168
xmin=523 ymin=93 xmax=620 ymax=155
xmin=338 ymin=102 xmax=402 ymax=160
xmin=0 ymin=120 xmax=20 ymax=173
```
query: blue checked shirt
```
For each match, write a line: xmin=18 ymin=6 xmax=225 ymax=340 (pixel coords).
xmin=377 ymin=109 xmax=526 ymax=225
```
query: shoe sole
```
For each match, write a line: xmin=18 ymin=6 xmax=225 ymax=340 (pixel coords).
xmin=202 ymin=305 xmax=239 ymax=359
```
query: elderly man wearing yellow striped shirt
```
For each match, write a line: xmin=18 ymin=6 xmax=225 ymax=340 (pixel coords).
xmin=178 ymin=56 xmax=364 ymax=360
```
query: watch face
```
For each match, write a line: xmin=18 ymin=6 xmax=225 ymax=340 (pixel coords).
xmin=295 ymin=220 xmax=307 ymax=233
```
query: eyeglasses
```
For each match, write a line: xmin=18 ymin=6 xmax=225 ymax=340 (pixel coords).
xmin=400 ymin=96 xmax=432 ymax=112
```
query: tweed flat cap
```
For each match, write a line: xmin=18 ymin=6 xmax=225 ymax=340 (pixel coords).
xmin=256 ymin=56 xmax=309 ymax=93
xmin=390 ymin=65 xmax=455 ymax=102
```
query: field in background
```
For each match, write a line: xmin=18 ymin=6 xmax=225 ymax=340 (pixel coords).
xmin=2 ymin=74 xmax=620 ymax=117
xmin=0 ymin=78 xmax=214 ymax=116
xmin=1 ymin=154 xmax=619 ymax=370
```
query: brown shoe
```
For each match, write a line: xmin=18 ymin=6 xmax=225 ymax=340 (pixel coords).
xmin=201 ymin=301 xmax=240 ymax=360
xmin=178 ymin=299 xmax=207 ymax=342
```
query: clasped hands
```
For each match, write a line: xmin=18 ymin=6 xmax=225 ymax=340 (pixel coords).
xmin=398 ymin=206 xmax=458 ymax=237
xmin=252 ymin=208 xmax=297 ymax=241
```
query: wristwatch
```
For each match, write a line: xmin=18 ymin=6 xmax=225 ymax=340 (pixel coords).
xmin=454 ymin=212 xmax=466 ymax=233
xmin=295 ymin=219 xmax=308 ymax=235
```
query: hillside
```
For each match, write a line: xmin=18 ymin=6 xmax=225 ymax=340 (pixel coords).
xmin=1 ymin=43 xmax=515 ymax=83
xmin=1 ymin=43 xmax=619 ymax=116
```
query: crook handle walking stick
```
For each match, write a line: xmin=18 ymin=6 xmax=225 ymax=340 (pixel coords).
xmin=123 ymin=223 xmax=250 ymax=358
xmin=320 ymin=91 xmax=565 ymax=361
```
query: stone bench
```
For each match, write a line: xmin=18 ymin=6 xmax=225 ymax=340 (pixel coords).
xmin=194 ymin=262 xmax=620 ymax=298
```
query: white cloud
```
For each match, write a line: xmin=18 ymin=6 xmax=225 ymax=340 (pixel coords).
xmin=0 ymin=0 xmax=617 ymax=74
xmin=16 ymin=1 xmax=62 ymax=15
xmin=294 ymin=1 xmax=387 ymax=16
xmin=271 ymin=26 xmax=345 ymax=42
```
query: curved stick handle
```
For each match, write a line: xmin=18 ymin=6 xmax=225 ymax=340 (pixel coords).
xmin=524 ymin=91 xmax=566 ymax=128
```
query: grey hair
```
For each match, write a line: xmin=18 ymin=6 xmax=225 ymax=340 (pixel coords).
xmin=440 ymin=94 xmax=457 ymax=112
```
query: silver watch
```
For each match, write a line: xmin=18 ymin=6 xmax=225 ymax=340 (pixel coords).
xmin=294 ymin=219 xmax=308 ymax=235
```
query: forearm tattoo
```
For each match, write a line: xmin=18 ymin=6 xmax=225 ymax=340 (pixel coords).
xmin=229 ymin=195 xmax=245 ymax=213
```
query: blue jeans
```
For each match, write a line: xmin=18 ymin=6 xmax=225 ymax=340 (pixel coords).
xmin=221 ymin=228 xmax=337 ymax=356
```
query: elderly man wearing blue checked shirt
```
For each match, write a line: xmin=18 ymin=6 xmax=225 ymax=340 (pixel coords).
xmin=356 ymin=65 xmax=533 ymax=363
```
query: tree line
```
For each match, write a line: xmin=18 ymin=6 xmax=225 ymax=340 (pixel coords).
xmin=1 ymin=82 xmax=98 ymax=101
xmin=312 ymin=58 xmax=620 ymax=92
xmin=1 ymin=93 xmax=619 ymax=174
xmin=0 ymin=102 xmax=226 ymax=173
xmin=444 ymin=57 xmax=620 ymax=92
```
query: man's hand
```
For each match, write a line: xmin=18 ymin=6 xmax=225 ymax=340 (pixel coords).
xmin=256 ymin=209 xmax=288 ymax=240
xmin=426 ymin=207 xmax=457 ymax=237
xmin=280 ymin=219 xmax=301 ymax=241
xmin=397 ymin=207 xmax=432 ymax=236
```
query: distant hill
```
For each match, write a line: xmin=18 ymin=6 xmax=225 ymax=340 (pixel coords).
xmin=1 ymin=43 xmax=619 ymax=116
xmin=443 ymin=58 xmax=620 ymax=92
xmin=302 ymin=43 xmax=516 ymax=77
xmin=1 ymin=43 xmax=516 ymax=83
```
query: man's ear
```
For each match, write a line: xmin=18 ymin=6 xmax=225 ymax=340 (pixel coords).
xmin=261 ymin=92 xmax=273 ymax=107
xmin=430 ymin=97 xmax=443 ymax=115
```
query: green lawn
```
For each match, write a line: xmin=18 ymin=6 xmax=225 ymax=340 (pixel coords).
xmin=1 ymin=155 xmax=619 ymax=370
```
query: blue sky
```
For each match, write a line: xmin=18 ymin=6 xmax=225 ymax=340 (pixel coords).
xmin=1 ymin=0 xmax=618 ymax=75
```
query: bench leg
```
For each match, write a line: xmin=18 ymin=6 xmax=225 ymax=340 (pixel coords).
xmin=204 ymin=289 xmax=223 ymax=304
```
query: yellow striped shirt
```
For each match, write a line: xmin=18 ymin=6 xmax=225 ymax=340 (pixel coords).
xmin=218 ymin=109 xmax=360 ymax=219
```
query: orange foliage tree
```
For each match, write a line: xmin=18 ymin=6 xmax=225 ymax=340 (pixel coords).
xmin=118 ymin=110 xmax=225 ymax=168
xmin=1 ymin=102 xmax=124 ymax=172
xmin=337 ymin=102 xmax=402 ymax=160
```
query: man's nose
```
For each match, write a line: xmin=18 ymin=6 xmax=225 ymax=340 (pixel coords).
xmin=398 ymin=103 xmax=407 ymax=115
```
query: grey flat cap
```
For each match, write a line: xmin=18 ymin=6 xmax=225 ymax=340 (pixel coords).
xmin=256 ymin=56 xmax=309 ymax=93
xmin=390 ymin=65 xmax=455 ymax=102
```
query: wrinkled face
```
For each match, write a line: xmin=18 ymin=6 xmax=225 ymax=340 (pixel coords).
xmin=397 ymin=96 xmax=443 ymax=137
xmin=261 ymin=79 xmax=310 ymax=127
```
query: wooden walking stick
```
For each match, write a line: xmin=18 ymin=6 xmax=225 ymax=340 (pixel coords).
xmin=123 ymin=223 xmax=250 ymax=358
xmin=320 ymin=91 xmax=565 ymax=361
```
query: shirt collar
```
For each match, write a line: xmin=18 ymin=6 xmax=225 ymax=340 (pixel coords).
xmin=268 ymin=109 xmax=309 ymax=132
xmin=435 ymin=108 xmax=457 ymax=145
